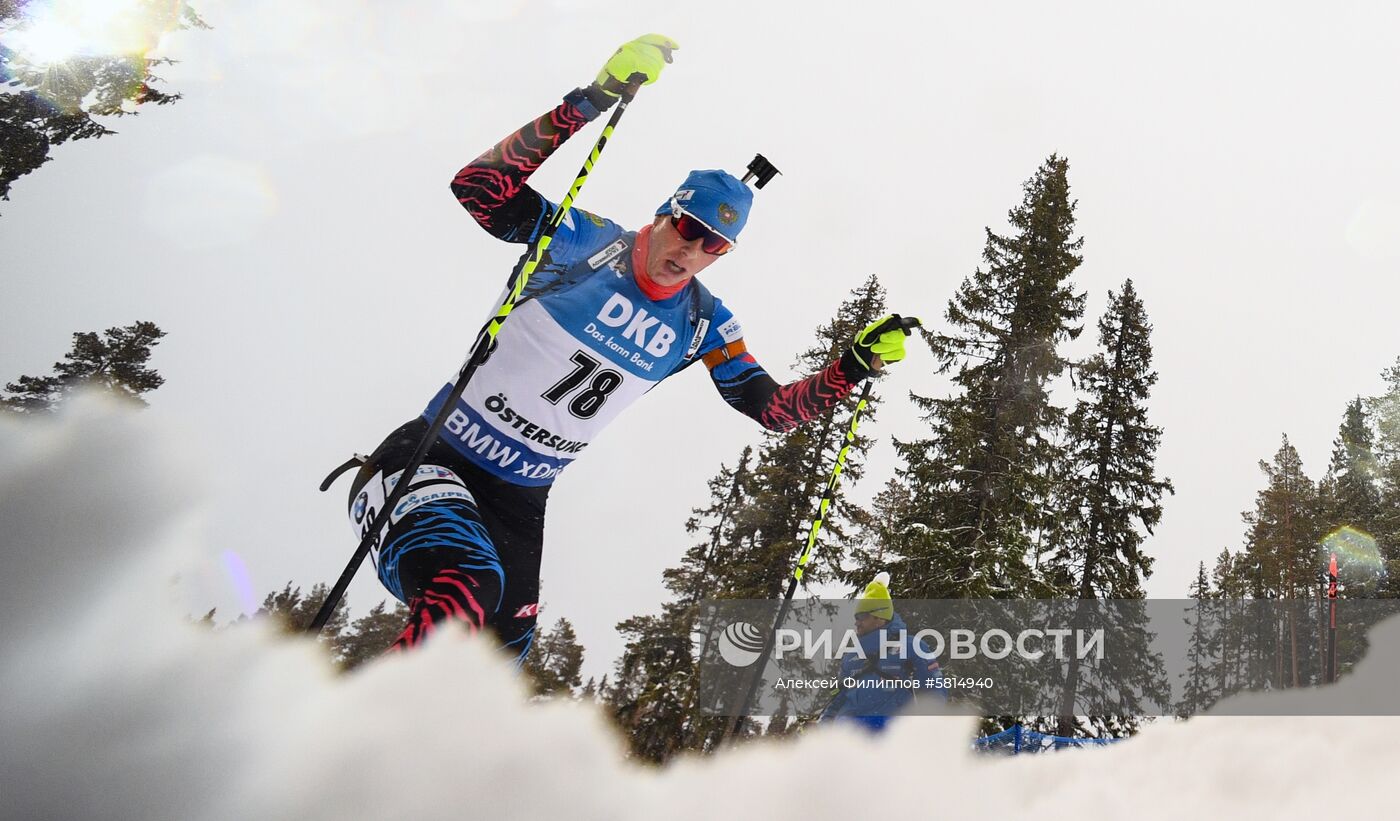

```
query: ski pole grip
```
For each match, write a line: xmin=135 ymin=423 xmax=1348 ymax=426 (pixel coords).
xmin=621 ymin=72 xmax=647 ymax=101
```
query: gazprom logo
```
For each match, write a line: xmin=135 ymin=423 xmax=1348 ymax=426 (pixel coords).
xmin=389 ymin=485 xmax=473 ymax=522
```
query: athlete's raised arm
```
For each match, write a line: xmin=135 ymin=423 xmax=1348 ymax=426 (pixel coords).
xmin=450 ymin=35 xmax=678 ymax=245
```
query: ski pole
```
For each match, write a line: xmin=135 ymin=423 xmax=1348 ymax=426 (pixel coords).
xmin=307 ymin=76 xmax=649 ymax=635
xmin=722 ymin=378 xmax=874 ymax=739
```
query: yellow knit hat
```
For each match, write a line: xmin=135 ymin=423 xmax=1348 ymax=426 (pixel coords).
xmin=854 ymin=572 xmax=894 ymax=621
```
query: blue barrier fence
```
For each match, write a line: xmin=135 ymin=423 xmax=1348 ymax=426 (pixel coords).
xmin=974 ymin=724 xmax=1122 ymax=754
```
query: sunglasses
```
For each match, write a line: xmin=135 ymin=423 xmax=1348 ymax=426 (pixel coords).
xmin=669 ymin=203 xmax=734 ymax=256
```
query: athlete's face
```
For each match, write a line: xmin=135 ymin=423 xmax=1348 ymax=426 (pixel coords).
xmin=647 ymin=215 xmax=722 ymax=287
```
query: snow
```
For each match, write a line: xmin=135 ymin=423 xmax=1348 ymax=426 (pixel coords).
xmin=2 ymin=397 xmax=1396 ymax=819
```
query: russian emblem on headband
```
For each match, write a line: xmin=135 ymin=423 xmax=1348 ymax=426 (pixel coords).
xmin=718 ymin=203 xmax=739 ymax=225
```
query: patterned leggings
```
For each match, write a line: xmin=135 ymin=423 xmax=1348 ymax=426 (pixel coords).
xmin=347 ymin=419 xmax=549 ymax=664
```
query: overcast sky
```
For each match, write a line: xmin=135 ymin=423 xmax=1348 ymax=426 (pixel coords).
xmin=3 ymin=0 xmax=1397 ymax=681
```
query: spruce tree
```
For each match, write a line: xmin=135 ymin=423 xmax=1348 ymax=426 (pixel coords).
xmin=523 ymin=618 xmax=586 ymax=697
xmin=2 ymin=321 xmax=166 ymax=411
xmin=668 ymin=447 xmax=756 ymax=605
xmin=1211 ymin=548 xmax=1246 ymax=598
xmin=842 ymin=478 xmax=920 ymax=587
xmin=1048 ymin=280 xmax=1172 ymax=598
xmin=1179 ymin=562 xmax=1221 ymax=716
xmin=1047 ymin=280 xmax=1171 ymax=736
xmin=894 ymin=155 xmax=1086 ymax=599
xmin=336 ymin=599 xmax=411 ymax=671
xmin=606 ymin=613 xmax=696 ymax=762
xmin=1317 ymin=398 xmax=1384 ymax=597
xmin=1365 ymin=359 xmax=1400 ymax=596
xmin=1319 ymin=399 xmax=1382 ymax=536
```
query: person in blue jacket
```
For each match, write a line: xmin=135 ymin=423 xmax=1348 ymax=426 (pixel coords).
xmin=821 ymin=573 xmax=945 ymax=731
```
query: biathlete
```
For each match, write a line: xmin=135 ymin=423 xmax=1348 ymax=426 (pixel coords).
xmin=344 ymin=34 xmax=920 ymax=663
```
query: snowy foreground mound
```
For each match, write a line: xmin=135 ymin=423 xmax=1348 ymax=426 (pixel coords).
xmin=2 ymin=400 xmax=1396 ymax=820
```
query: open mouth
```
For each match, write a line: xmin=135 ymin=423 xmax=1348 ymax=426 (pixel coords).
xmin=664 ymin=259 xmax=686 ymax=276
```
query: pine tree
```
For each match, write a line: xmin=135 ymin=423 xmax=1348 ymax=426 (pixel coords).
xmin=523 ymin=617 xmax=586 ymax=697
xmin=604 ymin=447 xmax=757 ymax=760
xmin=894 ymin=155 xmax=1086 ymax=599
xmin=0 ymin=1 xmax=208 ymax=204
xmin=2 ymin=321 xmax=166 ymax=412
xmin=1241 ymin=436 xmax=1321 ymax=688
xmin=1244 ymin=437 xmax=1321 ymax=599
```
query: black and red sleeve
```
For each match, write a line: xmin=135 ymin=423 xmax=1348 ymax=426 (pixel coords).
xmin=707 ymin=345 xmax=873 ymax=433
xmin=449 ymin=87 xmax=613 ymax=244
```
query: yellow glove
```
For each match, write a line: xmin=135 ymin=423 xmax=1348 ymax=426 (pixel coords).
xmin=595 ymin=34 xmax=679 ymax=96
xmin=852 ymin=314 xmax=922 ymax=370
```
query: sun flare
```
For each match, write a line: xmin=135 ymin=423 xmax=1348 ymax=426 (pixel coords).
xmin=4 ymin=0 xmax=177 ymax=67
